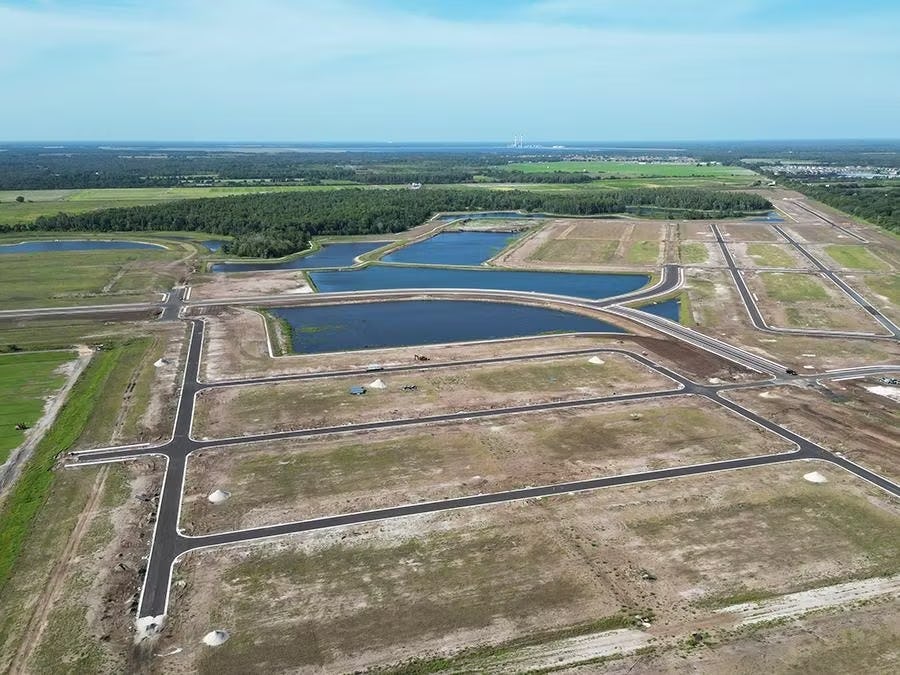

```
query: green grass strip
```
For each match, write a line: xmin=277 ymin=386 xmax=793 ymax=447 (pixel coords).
xmin=0 ymin=344 xmax=123 ymax=593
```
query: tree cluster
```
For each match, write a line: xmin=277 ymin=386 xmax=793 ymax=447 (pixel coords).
xmin=17 ymin=187 xmax=771 ymax=257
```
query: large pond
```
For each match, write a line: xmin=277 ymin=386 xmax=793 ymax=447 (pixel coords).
xmin=210 ymin=241 xmax=389 ymax=272
xmin=310 ymin=265 xmax=649 ymax=300
xmin=637 ymin=298 xmax=681 ymax=322
xmin=382 ymin=231 xmax=517 ymax=266
xmin=271 ymin=300 xmax=625 ymax=354
xmin=0 ymin=239 xmax=166 ymax=254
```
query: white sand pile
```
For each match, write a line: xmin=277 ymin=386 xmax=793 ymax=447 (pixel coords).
xmin=207 ymin=489 xmax=231 ymax=504
xmin=153 ymin=358 xmax=170 ymax=368
xmin=864 ymin=385 xmax=900 ymax=403
xmin=758 ymin=391 xmax=780 ymax=399
xmin=134 ymin=615 xmax=165 ymax=644
xmin=368 ymin=378 xmax=387 ymax=389
xmin=588 ymin=356 xmax=605 ymax=365
xmin=708 ymin=377 xmax=722 ymax=384
xmin=202 ymin=630 xmax=229 ymax=646
xmin=803 ymin=471 xmax=828 ymax=484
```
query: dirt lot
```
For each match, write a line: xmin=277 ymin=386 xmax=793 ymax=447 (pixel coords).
xmin=727 ymin=242 xmax=813 ymax=270
xmin=191 ymin=353 xmax=675 ymax=439
xmin=717 ymin=223 xmax=784 ymax=242
xmin=725 ymin=379 xmax=900 ymax=483
xmin=493 ymin=218 xmax=669 ymax=270
xmin=181 ymin=395 xmax=793 ymax=534
xmin=682 ymin=268 xmax=899 ymax=369
xmin=744 ymin=271 xmax=888 ymax=333
xmin=188 ymin=272 xmax=312 ymax=301
xmin=159 ymin=463 xmax=900 ymax=673
xmin=782 ymin=223 xmax=863 ymax=245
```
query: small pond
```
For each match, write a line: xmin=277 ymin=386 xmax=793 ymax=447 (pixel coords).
xmin=0 ymin=239 xmax=166 ymax=254
xmin=637 ymin=298 xmax=681 ymax=322
xmin=382 ymin=231 xmax=517 ymax=266
xmin=310 ymin=265 xmax=649 ymax=300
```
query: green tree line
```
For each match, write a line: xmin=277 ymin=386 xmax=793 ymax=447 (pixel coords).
xmin=16 ymin=187 xmax=771 ymax=257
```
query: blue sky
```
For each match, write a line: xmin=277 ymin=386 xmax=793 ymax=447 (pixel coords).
xmin=1 ymin=0 xmax=898 ymax=141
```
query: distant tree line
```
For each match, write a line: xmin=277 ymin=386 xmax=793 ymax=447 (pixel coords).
xmin=778 ymin=180 xmax=900 ymax=234
xmin=12 ymin=187 xmax=771 ymax=257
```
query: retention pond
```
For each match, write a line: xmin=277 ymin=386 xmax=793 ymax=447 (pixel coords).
xmin=271 ymin=300 xmax=625 ymax=354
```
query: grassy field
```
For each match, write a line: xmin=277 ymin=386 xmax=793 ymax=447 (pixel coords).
xmin=863 ymin=274 xmax=900 ymax=305
xmin=0 ymin=351 xmax=74 ymax=463
xmin=824 ymin=245 xmax=890 ymax=271
xmin=165 ymin=463 xmax=898 ymax=673
xmin=183 ymin=397 xmax=789 ymax=533
xmin=746 ymin=243 xmax=799 ymax=268
xmin=679 ymin=241 xmax=709 ymax=264
xmin=625 ymin=240 xmax=659 ymax=265
xmin=502 ymin=161 xmax=756 ymax=177
xmin=192 ymin=354 xmax=671 ymax=439
xmin=0 ymin=186 xmax=345 ymax=227
xmin=0 ymin=248 xmax=184 ymax=310
xmin=0 ymin=344 xmax=123 ymax=595
xmin=530 ymin=238 xmax=619 ymax=264
xmin=759 ymin=272 xmax=829 ymax=302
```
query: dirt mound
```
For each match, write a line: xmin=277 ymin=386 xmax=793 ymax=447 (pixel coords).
xmin=207 ymin=489 xmax=231 ymax=504
xmin=202 ymin=629 xmax=229 ymax=646
xmin=368 ymin=378 xmax=387 ymax=389
xmin=803 ymin=471 xmax=828 ymax=484
xmin=588 ymin=356 xmax=605 ymax=365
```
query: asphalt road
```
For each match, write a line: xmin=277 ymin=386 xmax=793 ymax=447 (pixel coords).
xmin=50 ymin=228 xmax=900 ymax=623
xmin=67 ymin=314 xmax=900 ymax=621
xmin=711 ymin=223 xmax=894 ymax=340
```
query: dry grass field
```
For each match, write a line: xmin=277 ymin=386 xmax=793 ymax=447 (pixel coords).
xmin=181 ymin=395 xmax=792 ymax=534
xmin=161 ymin=464 xmax=900 ymax=673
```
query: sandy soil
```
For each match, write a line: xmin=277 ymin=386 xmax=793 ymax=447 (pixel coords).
xmin=181 ymin=395 xmax=794 ymax=534
xmin=744 ymin=271 xmax=889 ymax=333
xmin=725 ymin=379 xmax=900 ymax=483
xmin=492 ymin=217 xmax=668 ymax=271
xmin=191 ymin=352 xmax=674 ymax=439
xmin=158 ymin=463 xmax=899 ymax=673
xmin=188 ymin=272 xmax=312 ymax=301
xmin=683 ymin=267 xmax=900 ymax=370
xmin=727 ymin=242 xmax=814 ymax=270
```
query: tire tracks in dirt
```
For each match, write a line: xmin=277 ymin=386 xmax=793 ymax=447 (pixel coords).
xmin=9 ymin=466 xmax=109 ymax=674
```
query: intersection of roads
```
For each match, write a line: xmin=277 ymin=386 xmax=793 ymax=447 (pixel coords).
xmin=13 ymin=200 xmax=896 ymax=629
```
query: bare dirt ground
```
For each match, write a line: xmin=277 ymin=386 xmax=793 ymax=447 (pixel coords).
xmin=683 ymin=267 xmax=900 ymax=369
xmin=725 ymin=378 xmax=900 ymax=483
xmin=492 ymin=217 xmax=668 ymax=271
xmin=188 ymin=272 xmax=312 ymax=301
xmin=181 ymin=395 xmax=793 ymax=534
xmin=158 ymin=463 xmax=899 ymax=674
xmin=743 ymin=271 xmax=889 ymax=333
xmin=717 ymin=223 xmax=785 ymax=242
xmin=727 ymin=242 xmax=813 ymax=270
xmin=191 ymin=353 xmax=674 ymax=439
